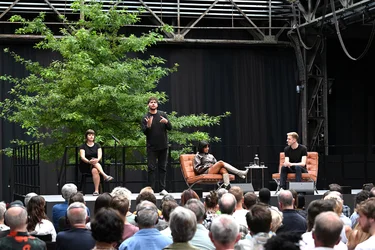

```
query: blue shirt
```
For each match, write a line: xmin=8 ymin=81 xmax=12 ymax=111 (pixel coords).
xmin=119 ymin=228 xmax=172 ymax=250
xmin=52 ymin=201 xmax=90 ymax=231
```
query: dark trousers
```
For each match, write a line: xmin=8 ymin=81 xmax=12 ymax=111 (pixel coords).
xmin=280 ymin=165 xmax=308 ymax=189
xmin=147 ymin=148 xmax=168 ymax=192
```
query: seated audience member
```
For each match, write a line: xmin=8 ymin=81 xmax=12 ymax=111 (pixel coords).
xmin=0 ymin=202 xmax=46 ymax=249
xmin=135 ymin=191 xmax=167 ymax=230
xmin=209 ymin=214 xmax=241 ymax=250
xmin=110 ymin=197 xmax=139 ymax=241
xmin=297 ymin=193 xmax=307 ymax=219
xmin=290 ymin=189 xmax=307 ymax=219
xmin=110 ymin=186 xmax=136 ymax=225
xmin=352 ymin=197 xmax=375 ymax=250
xmin=243 ymin=192 xmax=257 ymax=210
xmin=258 ymin=188 xmax=280 ymax=212
xmin=264 ymin=232 xmax=301 ymax=250
xmin=27 ymin=196 xmax=56 ymax=242
xmin=24 ymin=192 xmax=38 ymax=207
xmin=180 ymin=189 xmax=200 ymax=206
xmin=229 ymin=186 xmax=248 ymax=228
xmin=60 ymin=191 xmax=91 ymax=231
xmin=350 ymin=190 xmax=370 ymax=228
xmin=52 ymin=183 xmax=77 ymax=231
xmin=347 ymin=223 xmax=370 ymax=250
xmin=160 ymin=200 xmax=179 ymax=238
xmin=159 ymin=194 xmax=177 ymax=219
xmin=0 ymin=202 xmax=10 ymax=238
xmin=91 ymin=208 xmax=124 ymax=250
xmin=313 ymin=211 xmax=343 ymax=249
xmin=329 ymin=183 xmax=351 ymax=218
xmin=203 ymin=190 xmax=220 ymax=230
xmin=185 ymin=199 xmax=215 ymax=250
xmin=276 ymin=190 xmax=307 ymax=235
xmin=163 ymin=206 xmax=199 ymax=249
xmin=300 ymin=199 xmax=347 ymax=250
xmin=140 ymin=186 xmax=154 ymax=194
xmin=217 ymin=188 xmax=229 ymax=200
xmin=56 ymin=202 xmax=95 ymax=250
xmin=235 ymin=204 xmax=272 ymax=250
xmin=86 ymin=192 xmax=112 ymax=230
xmin=119 ymin=201 xmax=172 ymax=250
xmin=362 ymin=183 xmax=374 ymax=192
xmin=270 ymin=207 xmax=283 ymax=234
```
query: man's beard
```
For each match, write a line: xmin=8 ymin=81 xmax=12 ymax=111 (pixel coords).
xmin=361 ymin=220 xmax=371 ymax=233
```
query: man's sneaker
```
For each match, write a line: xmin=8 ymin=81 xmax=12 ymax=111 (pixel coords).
xmin=159 ymin=189 xmax=169 ymax=196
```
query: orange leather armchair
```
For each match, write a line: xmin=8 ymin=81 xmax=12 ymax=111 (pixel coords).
xmin=180 ymin=154 xmax=235 ymax=189
xmin=272 ymin=152 xmax=319 ymax=194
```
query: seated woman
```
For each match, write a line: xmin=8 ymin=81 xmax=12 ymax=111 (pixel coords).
xmin=80 ymin=129 xmax=114 ymax=196
xmin=27 ymin=196 xmax=57 ymax=242
xmin=194 ymin=141 xmax=248 ymax=187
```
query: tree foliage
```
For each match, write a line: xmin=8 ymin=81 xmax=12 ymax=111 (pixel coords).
xmin=0 ymin=1 xmax=230 ymax=163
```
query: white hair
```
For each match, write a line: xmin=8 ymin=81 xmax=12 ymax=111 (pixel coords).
xmin=111 ymin=186 xmax=132 ymax=209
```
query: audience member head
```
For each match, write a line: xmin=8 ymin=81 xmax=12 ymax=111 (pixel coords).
xmin=329 ymin=183 xmax=343 ymax=194
xmin=209 ymin=214 xmax=240 ymax=249
xmin=111 ymin=186 xmax=132 ymax=211
xmin=219 ymin=193 xmax=237 ymax=215
xmin=289 ymin=189 xmax=298 ymax=209
xmin=297 ymin=193 xmax=306 ymax=209
xmin=264 ymin=232 xmax=301 ymax=250
xmin=4 ymin=203 xmax=28 ymax=231
xmin=355 ymin=190 xmax=370 ymax=207
xmin=94 ymin=192 xmax=112 ymax=214
xmin=61 ymin=183 xmax=77 ymax=201
xmin=204 ymin=190 xmax=219 ymax=210
xmin=135 ymin=191 xmax=157 ymax=207
xmin=0 ymin=201 xmax=6 ymax=223
xmin=270 ymin=208 xmax=283 ymax=233
xmin=306 ymin=199 xmax=335 ymax=231
xmin=161 ymin=200 xmax=178 ymax=222
xmin=243 ymin=192 xmax=257 ymax=210
xmin=69 ymin=191 xmax=85 ymax=205
xmin=217 ymin=188 xmax=228 ymax=200
xmin=169 ymin=206 xmax=197 ymax=243
xmin=135 ymin=200 xmax=159 ymax=229
xmin=197 ymin=140 xmax=210 ymax=153
xmin=140 ymin=186 xmax=154 ymax=194
xmin=258 ymin=188 xmax=271 ymax=204
xmin=110 ymin=197 xmax=129 ymax=221
xmin=27 ymin=195 xmax=48 ymax=232
xmin=229 ymin=186 xmax=244 ymax=208
xmin=246 ymin=204 xmax=272 ymax=235
xmin=356 ymin=197 xmax=375 ymax=233
xmin=91 ymin=208 xmax=124 ymax=246
xmin=24 ymin=192 xmax=38 ymax=207
xmin=161 ymin=194 xmax=176 ymax=209
xmin=362 ymin=183 xmax=374 ymax=192
xmin=180 ymin=189 xmax=199 ymax=206
xmin=312 ymin=211 xmax=343 ymax=248
xmin=67 ymin=202 xmax=88 ymax=226
xmin=323 ymin=193 xmax=343 ymax=216
xmin=369 ymin=187 xmax=375 ymax=198
xmin=278 ymin=190 xmax=294 ymax=211
xmin=185 ymin=198 xmax=206 ymax=223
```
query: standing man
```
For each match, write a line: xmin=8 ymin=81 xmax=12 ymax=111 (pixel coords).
xmin=280 ymin=132 xmax=308 ymax=190
xmin=142 ymin=97 xmax=172 ymax=196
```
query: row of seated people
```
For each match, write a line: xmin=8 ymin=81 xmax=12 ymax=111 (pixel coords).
xmin=1 ymin=182 xmax=375 ymax=250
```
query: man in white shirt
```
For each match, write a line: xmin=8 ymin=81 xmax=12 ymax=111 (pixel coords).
xmin=355 ymin=198 xmax=375 ymax=250
xmin=229 ymin=186 xmax=248 ymax=228
xmin=313 ymin=211 xmax=343 ymax=250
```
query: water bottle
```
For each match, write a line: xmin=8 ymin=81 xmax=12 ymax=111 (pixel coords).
xmin=254 ymin=154 xmax=259 ymax=166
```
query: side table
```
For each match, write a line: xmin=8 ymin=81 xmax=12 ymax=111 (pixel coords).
xmin=245 ymin=165 xmax=268 ymax=189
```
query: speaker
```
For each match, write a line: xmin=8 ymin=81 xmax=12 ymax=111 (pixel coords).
xmin=230 ymin=183 xmax=254 ymax=193
xmin=289 ymin=182 xmax=314 ymax=195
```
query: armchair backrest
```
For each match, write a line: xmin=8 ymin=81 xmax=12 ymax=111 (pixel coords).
xmin=180 ymin=154 xmax=197 ymax=179
xmin=279 ymin=152 xmax=319 ymax=181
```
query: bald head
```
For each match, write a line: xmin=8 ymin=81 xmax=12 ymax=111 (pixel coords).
xmin=4 ymin=206 xmax=28 ymax=231
xmin=219 ymin=193 xmax=237 ymax=215
xmin=278 ymin=190 xmax=294 ymax=210
xmin=313 ymin=211 xmax=343 ymax=248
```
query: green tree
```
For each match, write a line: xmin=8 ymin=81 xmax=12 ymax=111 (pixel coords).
xmin=0 ymin=1 xmax=229 ymax=163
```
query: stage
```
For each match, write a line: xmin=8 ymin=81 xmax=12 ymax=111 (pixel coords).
xmin=41 ymin=188 xmax=362 ymax=219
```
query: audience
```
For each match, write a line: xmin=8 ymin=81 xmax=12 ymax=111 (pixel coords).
xmin=27 ymin=195 xmax=56 ymax=242
xmin=163 ymin=206 xmax=199 ymax=249
xmin=180 ymin=189 xmax=200 ymax=206
xmin=86 ymin=192 xmax=112 ymax=230
xmin=203 ymin=190 xmax=220 ymax=230
xmin=185 ymin=199 xmax=215 ymax=250
xmin=350 ymin=190 xmax=370 ymax=228
xmin=229 ymin=186 xmax=248 ymax=228
xmin=329 ymin=183 xmax=351 ymax=218
xmin=258 ymin=188 xmax=280 ymax=212
xmin=160 ymin=200 xmax=179 ymax=238
xmin=134 ymin=191 xmax=167 ymax=230
xmin=243 ymin=192 xmax=257 ymax=210
xmin=209 ymin=214 xmax=241 ymax=250
xmin=0 ymin=202 xmax=46 ymax=249
xmin=56 ymin=202 xmax=95 ymax=250
xmin=264 ymin=232 xmax=301 ymax=250
xmin=110 ymin=186 xmax=136 ymax=225
xmin=24 ymin=192 xmax=38 ymax=207
xmin=119 ymin=200 xmax=172 ymax=250
xmin=52 ymin=183 xmax=77 ymax=231
xmin=354 ymin=197 xmax=375 ymax=250
xmin=91 ymin=208 xmax=124 ymax=250
xmin=0 ymin=201 xmax=10 ymax=237
xmin=313 ymin=211 xmax=343 ymax=249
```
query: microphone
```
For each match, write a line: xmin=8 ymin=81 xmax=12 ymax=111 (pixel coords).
xmin=111 ymin=135 xmax=121 ymax=145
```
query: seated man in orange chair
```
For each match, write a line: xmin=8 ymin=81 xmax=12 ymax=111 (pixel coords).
xmin=280 ymin=132 xmax=308 ymax=190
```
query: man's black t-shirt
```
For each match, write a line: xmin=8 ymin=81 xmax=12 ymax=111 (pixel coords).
xmin=284 ymin=144 xmax=307 ymax=163
xmin=141 ymin=110 xmax=172 ymax=151
xmin=79 ymin=143 xmax=101 ymax=160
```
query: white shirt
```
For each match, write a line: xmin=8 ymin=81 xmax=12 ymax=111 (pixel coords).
xmin=233 ymin=209 xmax=249 ymax=228
xmin=354 ymin=235 xmax=375 ymax=250
xmin=29 ymin=219 xmax=57 ymax=242
xmin=300 ymin=231 xmax=347 ymax=250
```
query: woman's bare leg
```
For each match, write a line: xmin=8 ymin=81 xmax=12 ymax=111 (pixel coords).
xmin=209 ymin=160 xmax=248 ymax=178
xmin=92 ymin=163 xmax=109 ymax=178
xmin=91 ymin=168 xmax=100 ymax=193
xmin=208 ymin=161 xmax=227 ymax=174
